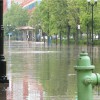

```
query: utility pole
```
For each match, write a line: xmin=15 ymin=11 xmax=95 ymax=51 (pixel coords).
xmin=0 ymin=0 xmax=9 ymax=83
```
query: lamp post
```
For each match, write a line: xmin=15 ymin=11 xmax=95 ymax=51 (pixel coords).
xmin=7 ymin=24 xmax=11 ymax=32
xmin=87 ymin=0 xmax=97 ymax=64
xmin=38 ymin=23 xmax=42 ymax=42
xmin=87 ymin=0 xmax=98 ymax=46
xmin=0 ymin=0 xmax=9 ymax=83
xmin=7 ymin=24 xmax=12 ymax=46
xmin=47 ymin=0 xmax=50 ymax=46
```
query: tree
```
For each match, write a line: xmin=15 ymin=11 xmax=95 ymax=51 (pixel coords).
xmin=29 ymin=0 xmax=100 ymax=43
xmin=29 ymin=0 xmax=68 ymax=45
xmin=3 ymin=2 xmax=29 ymax=35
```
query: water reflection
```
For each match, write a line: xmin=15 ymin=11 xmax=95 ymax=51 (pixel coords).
xmin=39 ymin=45 xmax=77 ymax=99
xmin=4 ymin=41 xmax=100 ymax=100
xmin=0 ymin=83 xmax=9 ymax=100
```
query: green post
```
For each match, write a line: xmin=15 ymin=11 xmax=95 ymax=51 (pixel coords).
xmin=75 ymin=52 xmax=100 ymax=100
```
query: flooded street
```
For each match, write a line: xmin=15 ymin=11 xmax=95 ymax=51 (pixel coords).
xmin=1 ymin=41 xmax=100 ymax=100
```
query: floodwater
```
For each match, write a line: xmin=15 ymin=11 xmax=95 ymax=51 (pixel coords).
xmin=1 ymin=41 xmax=100 ymax=100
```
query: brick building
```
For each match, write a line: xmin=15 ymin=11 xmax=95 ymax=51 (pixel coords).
xmin=3 ymin=0 xmax=42 ymax=13
xmin=21 ymin=0 xmax=37 ymax=12
xmin=3 ymin=0 xmax=7 ymax=13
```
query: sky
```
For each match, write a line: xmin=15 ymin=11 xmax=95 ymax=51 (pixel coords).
xmin=7 ymin=0 xmax=11 ymax=8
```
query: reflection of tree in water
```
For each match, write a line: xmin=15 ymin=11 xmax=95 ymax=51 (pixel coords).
xmin=40 ymin=53 xmax=67 ymax=96
xmin=91 ymin=47 xmax=100 ymax=97
xmin=93 ymin=47 xmax=100 ymax=73
xmin=39 ymin=48 xmax=77 ymax=98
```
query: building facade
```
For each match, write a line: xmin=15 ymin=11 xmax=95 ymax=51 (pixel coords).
xmin=3 ymin=0 xmax=42 ymax=13
xmin=3 ymin=0 xmax=7 ymax=12
xmin=21 ymin=0 xmax=37 ymax=12
xmin=12 ymin=0 xmax=25 ymax=4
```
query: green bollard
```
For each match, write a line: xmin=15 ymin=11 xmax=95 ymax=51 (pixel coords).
xmin=75 ymin=52 xmax=100 ymax=100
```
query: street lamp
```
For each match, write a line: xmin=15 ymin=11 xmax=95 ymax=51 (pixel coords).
xmin=7 ymin=24 xmax=12 ymax=33
xmin=0 ymin=0 xmax=9 ymax=83
xmin=87 ymin=0 xmax=98 ymax=46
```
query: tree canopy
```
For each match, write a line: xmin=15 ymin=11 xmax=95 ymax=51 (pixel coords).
xmin=3 ymin=0 xmax=100 ymax=40
xmin=29 ymin=0 xmax=100 ymax=38
xmin=3 ymin=2 xmax=29 ymax=35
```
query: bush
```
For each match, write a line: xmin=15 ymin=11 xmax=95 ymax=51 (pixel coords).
xmin=93 ymin=40 xmax=100 ymax=45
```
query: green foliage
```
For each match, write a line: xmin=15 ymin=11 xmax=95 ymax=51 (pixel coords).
xmin=2 ymin=0 xmax=98 ymax=42
xmin=94 ymin=40 xmax=100 ymax=45
xmin=28 ymin=0 xmax=100 ymax=40
xmin=3 ymin=2 xmax=29 ymax=35
xmin=29 ymin=0 xmax=68 ymax=36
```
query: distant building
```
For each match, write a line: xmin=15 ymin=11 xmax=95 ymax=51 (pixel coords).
xmin=3 ymin=0 xmax=42 ymax=13
xmin=12 ymin=0 xmax=25 ymax=4
xmin=3 ymin=0 xmax=12 ymax=13
xmin=21 ymin=0 xmax=42 ymax=13
xmin=3 ymin=0 xmax=7 ymax=13
xmin=21 ymin=0 xmax=37 ymax=13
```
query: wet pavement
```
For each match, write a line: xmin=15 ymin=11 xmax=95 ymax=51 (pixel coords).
xmin=1 ymin=41 xmax=100 ymax=100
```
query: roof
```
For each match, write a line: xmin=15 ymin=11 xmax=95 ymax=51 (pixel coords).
xmin=16 ymin=26 xmax=35 ymax=30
